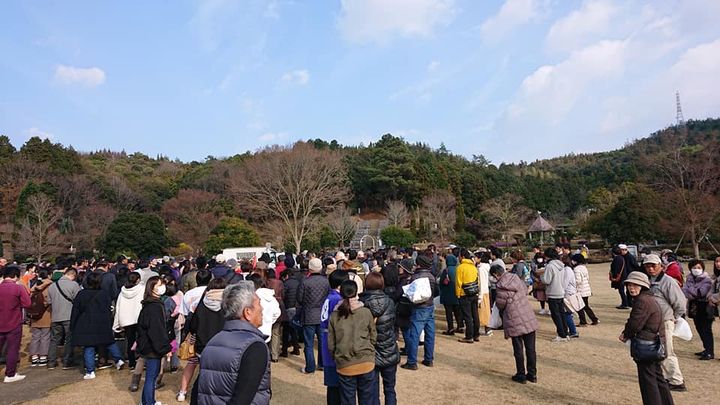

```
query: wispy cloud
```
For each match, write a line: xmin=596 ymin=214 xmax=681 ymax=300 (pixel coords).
xmin=280 ymin=69 xmax=309 ymax=85
xmin=54 ymin=65 xmax=105 ymax=87
xmin=480 ymin=0 xmax=547 ymax=42
xmin=258 ymin=132 xmax=287 ymax=142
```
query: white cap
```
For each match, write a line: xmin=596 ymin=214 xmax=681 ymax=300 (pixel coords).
xmin=618 ymin=244 xmax=628 ymax=250
xmin=215 ymin=254 xmax=227 ymax=263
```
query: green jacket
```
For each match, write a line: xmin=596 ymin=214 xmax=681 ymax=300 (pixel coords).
xmin=328 ymin=305 xmax=377 ymax=370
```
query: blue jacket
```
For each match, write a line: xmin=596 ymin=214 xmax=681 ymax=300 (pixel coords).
xmin=320 ymin=289 xmax=343 ymax=368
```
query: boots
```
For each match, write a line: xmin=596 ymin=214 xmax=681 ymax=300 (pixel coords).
xmin=291 ymin=344 xmax=301 ymax=356
xmin=128 ymin=374 xmax=141 ymax=392
xmin=155 ymin=373 xmax=165 ymax=389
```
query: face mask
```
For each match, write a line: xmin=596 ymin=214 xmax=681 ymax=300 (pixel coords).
xmin=691 ymin=268 xmax=703 ymax=277
xmin=537 ymin=258 xmax=544 ymax=263
xmin=661 ymin=257 xmax=669 ymax=265
xmin=155 ymin=284 xmax=166 ymax=296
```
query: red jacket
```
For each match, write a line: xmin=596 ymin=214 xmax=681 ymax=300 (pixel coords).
xmin=0 ymin=279 xmax=31 ymax=332
xmin=665 ymin=262 xmax=684 ymax=287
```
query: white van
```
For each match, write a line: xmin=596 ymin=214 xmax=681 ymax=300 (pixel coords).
xmin=222 ymin=246 xmax=279 ymax=264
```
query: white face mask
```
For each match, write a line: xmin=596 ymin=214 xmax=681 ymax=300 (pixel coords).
xmin=155 ymin=284 xmax=166 ymax=296
xmin=537 ymin=258 xmax=544 ymax=263
xmin=661 ymin=257 xmax=669 ymax=265
xmin=691 ymin=268 xmax=703 ymax=277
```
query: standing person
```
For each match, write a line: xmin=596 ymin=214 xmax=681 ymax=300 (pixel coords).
xmin=439 ymin=254 xmax=463 ymax=335
xmin=476 ymin=251 xmax=493 ymax=336
xmin=492 ymin=265 xmax=538 ymax=384
xmin=620 ymin=244 xmax=641 ymax=306
xmin=531 ymin=252 xmax=548 ymax=315
xmin=400 ymin=254 xmax=438 ymax=370
xmin=456 ymin=249 xmax=480 ymax=344
xmin=660 ymin=251 xmax=684 ymax=287
xmin=682 ymin=259 xmax=714 ymax=360
xmin=643 ymin=254 xmax=687 ymax=392
xmin=329 ymin=280 xmax=377 ymax=405
xmin=0 ymin=265 xmax=31 ymax=382
xmin=264 ymin=268 xmax=285 ymax=363
xmin=320 ymin=271 xmax=349 ymax=405
xmin=610 ymin=246 xmax=629 ymax=309
xmin=297 ymin=258 xmax=330 ymax=374
xmin=70 ymin=271 xmax=125 ymax=380
xmin=46 ymin=267 xmax=81 ymax=370
xmin=177 ymin=268 xmax=211 ymax=398
xmin=541 ymin=248 xmax=568 ymax=342
xmin=247 ymin=273 xmax=281 ymax=346
xmin=619 ymin=272 xmax=674 ymax=405
xmin=113 ymin=272 xmax=144 ymax=382
xmin=27 ymin=268 xmax=53 ymax=367
xmin=136 ymin=276 xmax=172 ymax=405
xmin=561 ymin=256 xmax=579 ymax=339
xmin=180 ymin=257 xmax=203 ymax=293
xmin=488 ymin=247 xmax=504 ymax=306
xmin=572 ymin=254 xmax=599 ymax=326
xmin=281 ymin=267 xmax=302 ymax=357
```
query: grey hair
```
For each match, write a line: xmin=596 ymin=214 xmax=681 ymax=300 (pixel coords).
xmin=222 ymin=281 xmax=256 ymax=320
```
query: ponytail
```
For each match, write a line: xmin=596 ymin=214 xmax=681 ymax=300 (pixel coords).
xmin=337 ymin=279 xmax=358 ymax=319
xmin=337 ymin=297 xmax=352 ymax=319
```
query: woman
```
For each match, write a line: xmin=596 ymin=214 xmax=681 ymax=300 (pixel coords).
xmin=28 ymin=268 xmax=52 ymax=367
xmin=439 ymin=254 xmax=463 ymax=335
xmin=329 ymin=279 xmax=377 ymax=405
xmin=531 ymin=252 xmax=548 ymax=315
xmin=161 ymin=275 xmax=183 ymax=379
xmin=572 ymin=254 xmax=599 ymax=326
xmin=70 ymin=271 xmax=125 ymax=380
xmin=682 ymin=259 xmax=714 ymax=360
xmin=561 ymin=255 xmax=580 ymax=338
xmin=136 ymin=276 xmax=172 ymax=405
xmin=476 ymin=251 xmax=493 ymax=336
xmin=360 ymin=272 xmax=399 ymax=405
xmin=492 ymin=265 xmax=538 ymax=384
xmin=619 ymin=272 xmax=674 ymax=405
xmin=113 ymin=272 xmax=144 ymax=390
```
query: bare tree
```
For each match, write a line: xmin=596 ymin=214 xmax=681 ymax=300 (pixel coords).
xmin=106 ymin=174 xmax=141 ymax=211
xmin=327 ymin=207 xmax=358 ymax=248
xmin=161 ymin=189 xmax=224 ymax=254
xmin=385 ymin=199 xmax=409 ymax=227
xmin=421 ymin=191 xmax=457 ymax=243
xmin=228 ymin=143 xmax=350 ymax=254
xmin=481 ymin=194 xmax=531 ymax=243
xmin=15 ymin=194 xmax=65 ymax=261
xmin=68 ymin=203 xmax=118 ymax=253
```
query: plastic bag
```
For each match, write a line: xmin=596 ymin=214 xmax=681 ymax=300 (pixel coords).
xmin=563 ymin=293 xmax=586 ymax=314
xmin=402 ymin=277 xmax=432 ymax=304
xmin=489 ymin=303 xmax=502 ymax=329
xmin=673 ymin=317 xmax=693 ymax=341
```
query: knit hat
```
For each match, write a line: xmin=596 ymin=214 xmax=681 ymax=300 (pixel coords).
xmin=624 ymin=272 xmax=650 ymax=289
xmin=308 ymin=258 xmax=323 ymax=273
xmin=399 ymin=258 xmax=415 ymax=273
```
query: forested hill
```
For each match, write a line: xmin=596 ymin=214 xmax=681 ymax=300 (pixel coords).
xmin=1 ymin=117 xmax=718 ymax=259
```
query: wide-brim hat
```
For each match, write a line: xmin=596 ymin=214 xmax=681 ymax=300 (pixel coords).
xmin=624 ymin=272 xmax=650 ymax=289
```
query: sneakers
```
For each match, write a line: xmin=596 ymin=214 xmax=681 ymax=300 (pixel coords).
xmin=39 ymin=356 xmax=48 ymax=366
xmin=176 ymin=391 xmax=186 ymax=402
xmin=83 ymin=372 xmax=96 ymax=380
xmin=116 ymin=359 xmax=125 ymax=370
xmin=570 ymin=334 xmax=580 ymax=339
xmin=4 ymin=374 xmax=26 ymax=383
xmin=457 ymin=338 xmax=474 ymax=344
xmin=699 ymin=353 xmax=714 ymax=360
xmin=300 ymin=367 xmax=315 ymax=374
xmin=552 ymin=336 xmax=569 ymax=343
xmin=31 ymin=356 xmax=39 ymax=367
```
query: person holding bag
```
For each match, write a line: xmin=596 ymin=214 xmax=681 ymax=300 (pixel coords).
xmin=455 ymin=249 xmax=480 ymax=344
xmin=682 ymin=259 xmax=714 ymax=360
xmin=619 ymin=272 xmax=674 ymax=405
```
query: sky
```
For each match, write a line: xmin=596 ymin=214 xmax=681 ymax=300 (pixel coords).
xmin=1 ymin=0 xmax=719 ymax=165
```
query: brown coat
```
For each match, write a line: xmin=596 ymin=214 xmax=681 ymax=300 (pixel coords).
xmin=29 ymin=279 xmax=53 ymax=328
xmin=495 ymin=272 xmax=539 ymax=338
xmin=623 ymin=290 xmax=665 ymax=342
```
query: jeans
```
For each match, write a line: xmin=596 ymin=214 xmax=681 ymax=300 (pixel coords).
xmin=565 ymin=311 xmax=578 ymax=336
xmin=29 ymin=327 xmax=51 ymax=356
xmin=578 ymin=297 xmax=598 ymax=324
xmin=124 ymin=325 xmax=138 ymax=369
xmin=0 ymin=324 xmax=22 ymax=377
xmin=142 ymin=358 xmax=161 ymax=405
xmin=548 ymin=298 xmax=568 ymax=338
xmin=373 ymin=365 xmax=397 ymax=405
xmin=511 ymin=332 xmax=537 ymax=379
xmin=406 ymin=306 xmax=435 ymax=366
xmin=459 ymin=295 xmax=480 ymax=339
xmin=48 ymin=320 xmax=75 ymax=366
xmin=443 ymin=304 xmax=463 ymax=331
xmin=303 ymin=324 xmax=322 ymax=372
xmin=338 ymin=370 xmax=376 ymax=405
xmin=83 ymin=343 xmax=122 ymax=373
xmin=636 ymin=360 xmax=674 ymax=405
xmin=693 ymin=316 xmax=714 ymax=356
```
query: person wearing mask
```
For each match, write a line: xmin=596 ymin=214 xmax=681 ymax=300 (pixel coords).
xmin=541 ymin=248 xmax=569 ymax=342
xmin=0 ymin=265 xmax=31 ymax=382
xmin=113 ymin=272 xmax=144 ymax=380
xmin=329 ymin=280 xmax=377 ymax=405
xmin=193 ymin=282 xmax=271 ymax=405
xmin=682 ymin=259 xmax=714 ymax=360
xmin=531 ymin=252 xmax=548 ymax=315
xmin=70 ymin=271 xmax=125 ymax=380
xmin=46 ymin=267 xmax=81 ymax=370
xmin=572 ymin=254 xmax=599 ymax=327
xmin=619 ymin=272 xmax=674 ymax=405
xmin=456 ymin=249 xmax=480 ymax=344
xmin=297 ymin=258 xmax=330 ymax=374
xmin=439 ymin=253 xmax=463 ymax=335
xmin=320 ymin=271 xmax=349 ymax=405
xmin=136 ymin=276 xmax=172 ymax=405
xmin=400 ymin=254 xmax=438 ymax=370
xmin=28 ymin=268 xmax=53 ymax=367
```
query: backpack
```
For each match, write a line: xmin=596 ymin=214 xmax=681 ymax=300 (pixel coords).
xmin=27 ymin=289 xmax=49 ymax=320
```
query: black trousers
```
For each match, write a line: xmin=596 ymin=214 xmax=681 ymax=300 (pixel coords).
xmin=124 ymin=325 xmax=138 ymax=369
xmin=636 ymin=361 xmax=674 ymax=405
xmin=578 ymin=297 xmax=598 ymax=324
xmin=281 ymin=321 xmax=299 ymax=352
xmin=511 ymin=332 xmax=536 ymax=378
xmin=548 ymin=298 xmax=568 ymax=338
xmin=693 ymin=316 xmax=714 ymax=356
xmin=459 ymin=295 xmax=480 ymax=339
xmin=443 ymin=304 xmax=463 ymax=331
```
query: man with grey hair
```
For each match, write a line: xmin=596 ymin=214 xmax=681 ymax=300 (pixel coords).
xmin=193 ymin=281 xmax=271 ymax=405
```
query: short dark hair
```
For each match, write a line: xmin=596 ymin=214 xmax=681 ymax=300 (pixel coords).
xmin=3 ymin=265 xmax=20 ymax=279
xmin=329 ymin=270 xmax=348 ymax=289
xmin=64 ymin=268 xmax=77 ymax=277
xmin=207 ymin=278 xmax=228 ymax=290
xmin=248 ymin=273 xmax=265 ymax=289
xmin=196 ymin=269 xmax=211 ymax=286
xmin=460 ymin=248 xmax=473 ymax=260
xmin=196 ymin=256 xmax=207 ymax=269
xmin=688 ymin=259 xmax=704 ymax=271
xmin=571 ymin=254 xmax=586 ymax=265
xmin=125 ymin=272 xmax=141 ymax=288
xmin=85 ymin=271 xmax=103 ymax=290
xmin=544 ymin=248 xmax=559 ymax=260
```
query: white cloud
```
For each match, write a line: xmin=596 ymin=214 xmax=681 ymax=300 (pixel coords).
xmin=280 ymin=69 xmax=309 ymax=85
xmin=338 ymin=0 xmax=455 ymax=44
xmin=427 ymin=60 xmax=440 ymax=72
xmin=24 ymin=127 xmax=56 ymax=141
xmin=54 ymin=65 xmax=105 ymax=87
xmin=258 ymin=132 xmax=287 ymax=142
xmin=546 ymin=0 xmax=619 ymax=52
xmin=480 ymin=0 xmax=546 ymax=42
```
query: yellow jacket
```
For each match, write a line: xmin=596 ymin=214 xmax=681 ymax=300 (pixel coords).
xmin=455 ymin=258 xmax=479 ymax=298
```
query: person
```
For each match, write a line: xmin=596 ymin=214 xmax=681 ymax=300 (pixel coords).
xmin=180 ymin=257 xmax=203 ymax=293
xmin=541 ymin=248 xmax=568 ymax=342
xmin=83 ymin=260 xmax=118 ymax=302
xmin=400 ymin=254 xmax=438 ymax=370
xmin=193 ymin=281 xmax=271 ymax=405
xmin=682 ymin=259 xmax=714 ymax=360
xmin=297 ymin=257 xmax=330 ymax=374
xmin=329 ymin=279 xmax=377 ymax=405
xmin=643 ymin=254 xmax=687 ymax=392
xmin=620 ymin=244 xmax=641 ymax=306
xmin=609 ymin=246 xmax=629 ymax=309
xmin=359 ymin=272 xmax=399 ymax=405
xmin=161 ymin=275 xmax=184 ymax=378
xmin=475 ymin=251 xmax=493 ymax=336
xmin=456 ymin=249 xmax=480 ymax=343
xmin=281 ymin=266 xmax=302 ymax=357
xmin=439 ymin=253 xmax=462 ymax=335
xmin=113 ymin=272 xmax=144 ymax=379
xmin=320 ymin=271 xmax=349 ymax=405
xmin=20 ymin=263 xmax=37 ymax=290
xmin=178 ymin=268 xmax=212 ymax=399
xmin=492 ymin=264 xmax=538 ymax=384
xmin=0 ymin=265 xmax=31 ymax=382
xmin=70 ymin=271 xmax=125 ymax=380
xmin=264 ymin=268 xmax=285 ymax=362
xmin=619 ymin=272 xmax=674 ymax=405
xmin=135 ymin=259 xmax=160 ymax=285
xmin=46 ymin=266 xmax=81 ymax=369
xmin=660 ymin=251 xmax=684 ymax=287
xmin=571 ymin=254 xmax=599 ymax=326
xmin=531 ymin=252 xmax=548 ymax=315
xmin=488 ymin=247 xmax=504 ymax=306
xmin=561 ymin=255 xmax=579 ymax=338
xmin=28 ymin=268 xmax=53 ymax=367
xmin=136 ymin=276 xmax=172 ymax=405
xmin=248 ymin=273 xmax=281 ymax=346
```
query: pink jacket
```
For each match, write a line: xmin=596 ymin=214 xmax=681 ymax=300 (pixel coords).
xmin=495 ymin=272 xmax=539 ymax=339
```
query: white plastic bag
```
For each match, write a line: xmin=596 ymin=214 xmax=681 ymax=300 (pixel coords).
xmin=489 ymin=303 xmax=502 ymax=329
xmin=673 ymin=317 xmax=693 ymax=341
xmin=402 ymin=277 xmax=432 ymax=304
xmin=563 ymin=293 xmax=586 ymax=314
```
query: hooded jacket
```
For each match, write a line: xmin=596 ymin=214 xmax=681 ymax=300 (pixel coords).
xmin=541 ymin=259 xmax=565 ymax=299
xmin=455 ymin=258 xmax=479 ymax=298
xmin=439 ymin=255 xmax=459 ymax=305
xmin=113 ymin=283 xmax=144 ymax=331
xmin=256 ymin=288 xmax=281 ymax=343
xmin=189 ymin=288 xmax=226 ymax=355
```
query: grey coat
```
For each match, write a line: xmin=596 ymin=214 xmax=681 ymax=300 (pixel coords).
xmin=46 ymin=276 xmax=81 ymax=322
xmin=541 ymin=259 xmax=565 ymax=299
xmin=650 ymin=271 xmax=687 ymax=321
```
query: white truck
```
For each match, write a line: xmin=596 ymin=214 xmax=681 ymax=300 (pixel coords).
xmin=222 ymin=245 xmax=279 ymax=264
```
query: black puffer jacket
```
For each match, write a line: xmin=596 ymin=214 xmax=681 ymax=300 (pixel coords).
xmin=359 ymin=290 xmax=400 ymax=368
xmin=282 ymin=269 xmax=303 ymax=309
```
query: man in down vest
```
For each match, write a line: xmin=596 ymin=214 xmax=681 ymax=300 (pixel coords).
xmin=193 ymin=281 xmax=270 ymax=405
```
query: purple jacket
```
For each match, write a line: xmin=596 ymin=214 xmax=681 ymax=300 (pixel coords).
xmin=320 ymin=289 xmax=342 ymax=368
xmin=495 ymin=272 xmax=538 ymax=339
xmin=682 ymin=273 xmax=713 ymax=300
xmin=0 ymin=279 xmax=31 ymax=332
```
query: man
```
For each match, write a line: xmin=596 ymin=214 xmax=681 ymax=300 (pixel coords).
xmin=83 ymin=260 xmax=118 ymax=300
xmin=456 ymin=249 xmax=480 ymax=344
xmin=297 ymin=257 xmax=330 ymax=374
xmin=644 ymin=254 xmax=687 ymax=392
xmin=47 ymin=266 xmax=81 ymax=369
xmin=210 ymin=254 xmax=232 ymax=279
xmin=181 ymin=256 xmax=205 ymax=293
xmin=619 ymin=244 xmax=641 ymax=306
xmin=134 ymin=259 xmax=159 ymax=285
xmin=400 ymin=254 xmax=438 ymax=370
xmin=193 ymin=281 xmax=270 ymax=404
xmin=0 ymin=265 xmax=31 ymax=382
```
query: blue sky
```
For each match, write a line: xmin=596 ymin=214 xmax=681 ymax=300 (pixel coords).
xmin=1 ymin=0 xmax=719 ymax=164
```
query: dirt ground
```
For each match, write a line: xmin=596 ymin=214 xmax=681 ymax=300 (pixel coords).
xmin=3 ymin=263 xmax=719 ymax=404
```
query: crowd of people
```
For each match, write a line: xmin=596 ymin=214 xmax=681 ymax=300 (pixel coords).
xmin=1 ymin=242 xmax=719 ymax=405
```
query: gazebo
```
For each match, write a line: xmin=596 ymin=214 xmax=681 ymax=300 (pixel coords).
xmin=527 ymin=212 xmax=555 ymax=245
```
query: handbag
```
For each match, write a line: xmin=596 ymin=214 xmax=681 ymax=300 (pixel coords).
xmin=630 ymin=335 xmax=666 ymax=362
xmin=178 ymin=333 xmax=196 ymax=360
xmin=563 ymin=293 xmax=585 ymax=313
xmin=462 ymin=280 xmax=479 ymax=297
xmin=688 ymin=300 xmax=698 ymax=319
